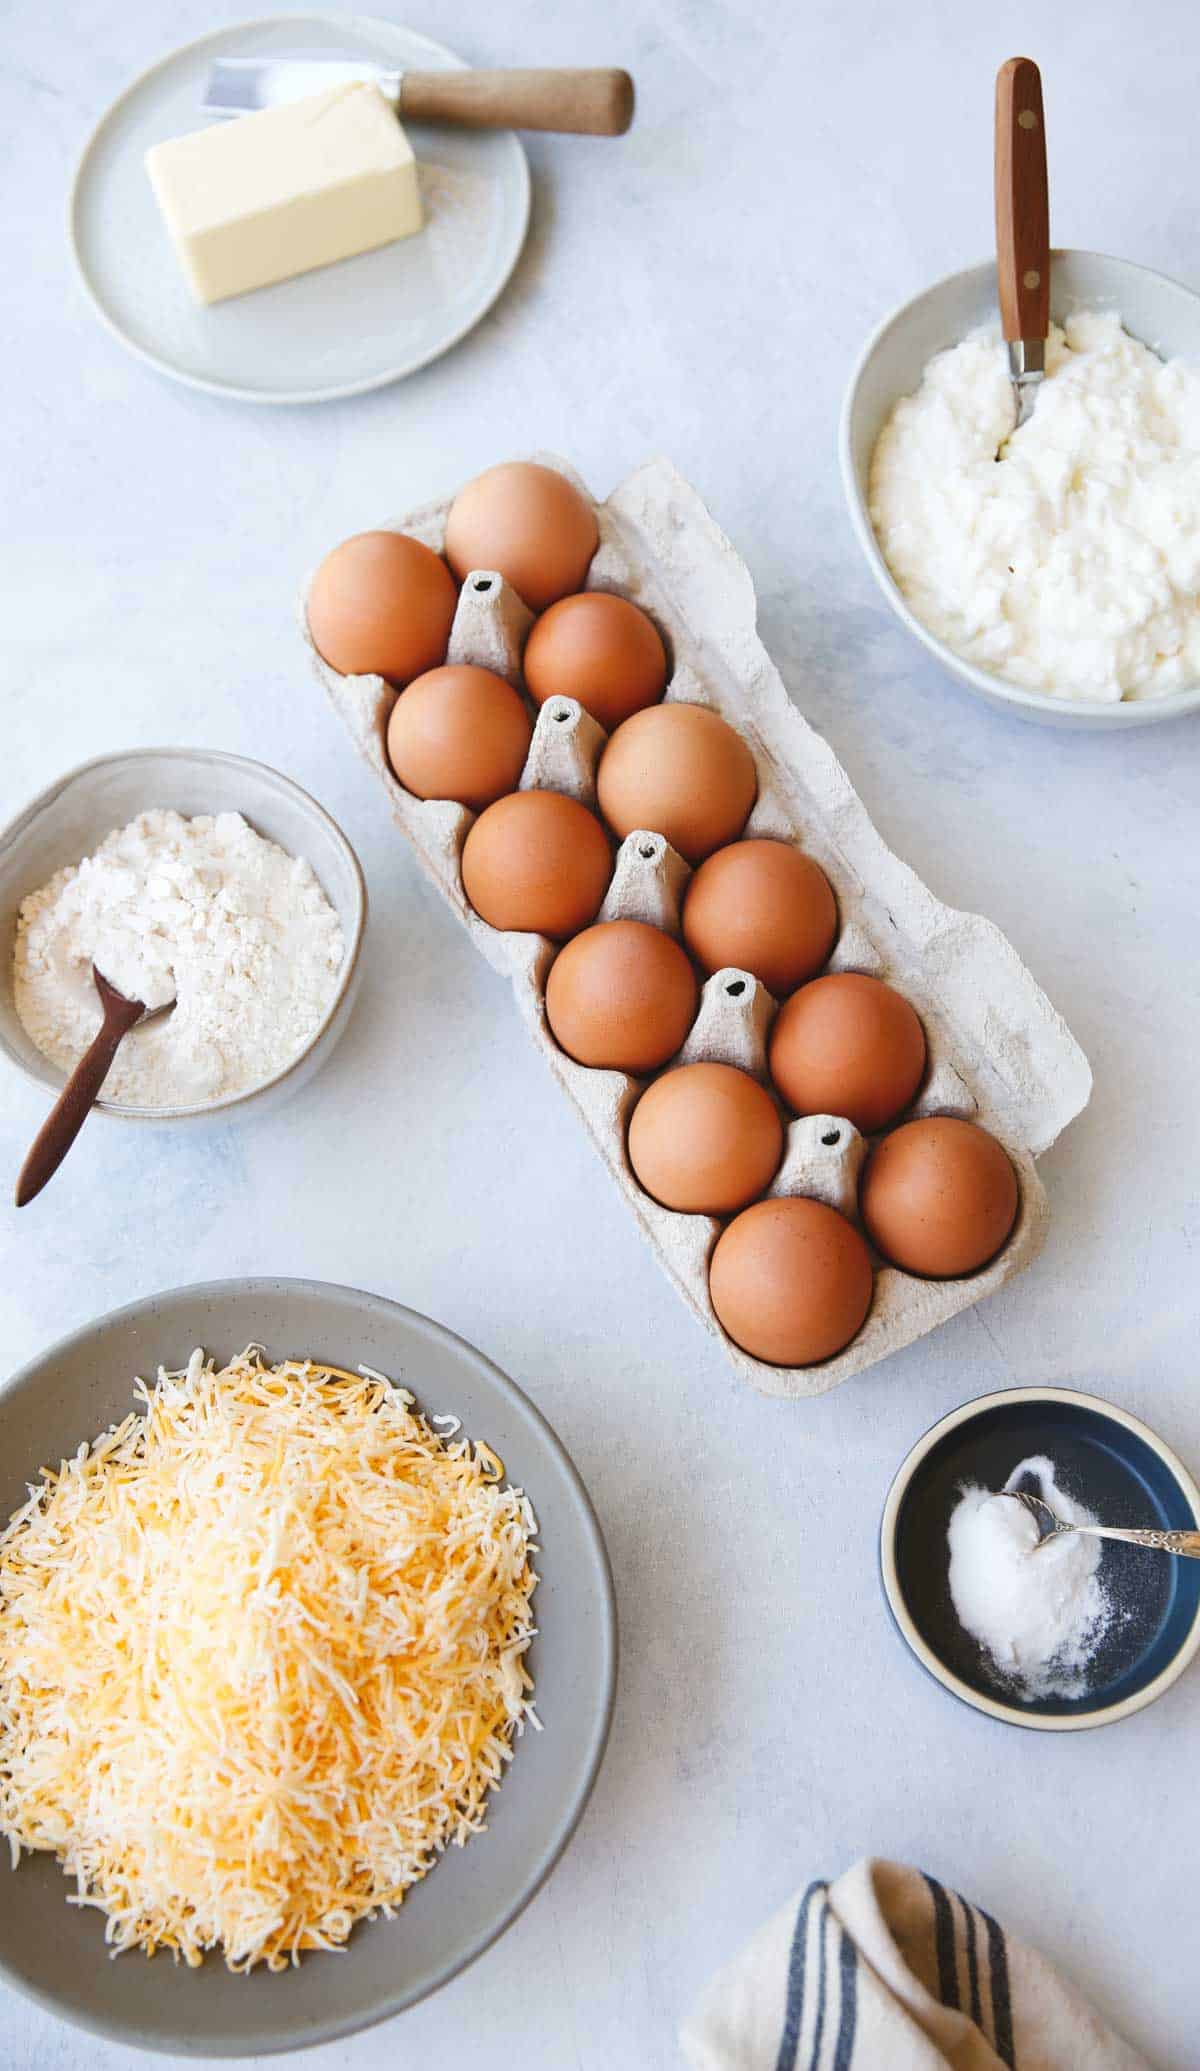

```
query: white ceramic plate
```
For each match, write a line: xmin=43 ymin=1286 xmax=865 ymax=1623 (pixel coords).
xmin=69 ymin=14 xmax=531 ymax=405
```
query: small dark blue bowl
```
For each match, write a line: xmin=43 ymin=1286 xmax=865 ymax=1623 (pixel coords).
xmin=880 ymin=1388 xmax=1200 ymax=1730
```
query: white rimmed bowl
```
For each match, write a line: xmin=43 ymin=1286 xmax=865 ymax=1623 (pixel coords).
xmin=840 ymin=249 xmax=1200 ymax=729
xmin=880 ymin=1386 xmax=1200 ymax=1731
xmin=0 ymin=748 xmax=366 ymax=1122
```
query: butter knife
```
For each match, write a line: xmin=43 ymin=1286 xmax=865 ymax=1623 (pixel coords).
xmin=203 ymin=58 xmax=634 ymax=136
xmin=994 ymin=56 xmax=1050 ymax=429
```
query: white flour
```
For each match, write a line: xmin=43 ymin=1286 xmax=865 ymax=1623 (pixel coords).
xmin=947 ymin=1455 xmax=1111 ymax=1700
xmin=870 ymin=311 xmax=1200 ymax=702
xmin=14 ymin=809 xmax=344 ymax=1108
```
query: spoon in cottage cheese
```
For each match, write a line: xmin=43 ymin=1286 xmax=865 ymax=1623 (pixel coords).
xmin=14 ymin=964 xmax=175 ymax=1207
xmin=994 ymin=55 xmax=1050 ymax=434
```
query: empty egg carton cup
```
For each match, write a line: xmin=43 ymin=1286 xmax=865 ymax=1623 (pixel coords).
xmin=305 ymin=456 xmax=1091 ymax=1399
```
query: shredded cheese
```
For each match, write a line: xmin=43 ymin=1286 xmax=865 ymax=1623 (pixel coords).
xmin=0 ymin=1348 xmax=539 ymax=1972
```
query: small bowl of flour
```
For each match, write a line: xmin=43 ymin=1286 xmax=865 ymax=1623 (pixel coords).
xmin=881 ymin=1386 xmax=1200 ymax=1729
xmin=841 ymin=248 xmax=1200 ymax=728
xmin=0 ymin=750 xmax=366 ymax=1121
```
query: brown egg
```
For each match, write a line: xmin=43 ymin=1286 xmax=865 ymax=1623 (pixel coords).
xmin=444 ymin=463 xmax=599 ymax=612
xmin=386 ymin=664 xmax=532 ymax=810
xmin=596 ymin=704 xmax=757 ymax=865
xmin=461 ymin=791 xmax=611 ymax=940
xmin=523 ymin=592 xmax=668 ymax=733
xmin=628 ymin=1062 xmax=783 ymax=1214
xmin=683 ymin=840 xmax=838 ymax=998
xmin=545 ymin=920 xmax=697 ymax=1073
xmin=307 ymin=530 xmax=458 ymax=684
xmin=860 ymin=1117 xmax=1018 ymax=1278
xmin=709 ymin=1196 xmax=873 ymax=1366
xmin=769 ymin=973 xmax=925 ymax=1133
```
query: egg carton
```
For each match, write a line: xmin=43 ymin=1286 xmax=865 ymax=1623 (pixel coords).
xmin=305 ymin=456 xmax=1091 ymax=1399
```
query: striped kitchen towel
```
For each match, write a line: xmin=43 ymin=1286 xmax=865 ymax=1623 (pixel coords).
xmin=681 ymin=1859 xmax=1151 ymax=2071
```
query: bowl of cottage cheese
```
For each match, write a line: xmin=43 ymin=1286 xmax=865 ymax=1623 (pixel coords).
xmin=0 ymin=749 xmax=366 ymax=1121
xmin=841 ymin=249 xmax=1200 ymax=727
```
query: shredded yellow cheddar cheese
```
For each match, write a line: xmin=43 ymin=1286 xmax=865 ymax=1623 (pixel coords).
xmin=0 ymin=1349 xmax=539 ymax=1971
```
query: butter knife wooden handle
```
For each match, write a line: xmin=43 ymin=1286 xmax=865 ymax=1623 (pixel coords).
xmin=14 ymin=988 xmax=142 ymax=1208
xmin=400 ymin=67 xmax=634 ymax=136
xmin=994 ymin=56 xmax=1050 ymax=343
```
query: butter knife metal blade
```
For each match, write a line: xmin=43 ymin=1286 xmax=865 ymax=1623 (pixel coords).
xmin=203 ymin=57 xmax=401 ymax=117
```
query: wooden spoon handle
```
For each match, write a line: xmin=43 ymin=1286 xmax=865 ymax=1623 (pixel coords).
xmin=994 ymin=56 xmax=1050 ymax=343
xmin=15 ymin=994 xmax=142 ymax=1207
xmin=399 ymin=67 xmax=634 ymax=136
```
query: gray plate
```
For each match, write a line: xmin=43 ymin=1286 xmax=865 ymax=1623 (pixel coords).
xmin=0 ymin=1280 xmax=616 ymax=2055
xmin=69 ymin=15 xmax=531 ymax=404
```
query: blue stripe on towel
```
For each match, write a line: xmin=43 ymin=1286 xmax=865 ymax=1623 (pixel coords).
xmin=809 ymin=1906 xmax=829 ymax=2068
xmin=963 ymin=1898 xmax=981 ymax=2026
xmin=776 ymin=1881 xmax=825 ymax=2071
xmin=980 ymin=1906 xmax=1016 ymax=2068
xmin=831 ymin=1920 xmax=858 ymax=2070
xmin=922 ymin=1873 xmax=960 ymax=2011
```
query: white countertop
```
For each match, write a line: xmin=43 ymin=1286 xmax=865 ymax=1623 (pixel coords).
xmin=3 ymin=3 xmax=1199 ymax=2066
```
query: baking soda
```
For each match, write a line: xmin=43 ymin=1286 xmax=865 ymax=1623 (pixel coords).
xmin=947 ymin=1456 xmax=1112 ymax=1699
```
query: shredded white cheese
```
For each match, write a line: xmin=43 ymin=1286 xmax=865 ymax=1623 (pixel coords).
xmin=0 ymin=1350 xmax=538 ymax=1971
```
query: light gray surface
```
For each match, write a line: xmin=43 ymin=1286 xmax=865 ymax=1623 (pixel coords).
xmin=0 ymin=1282 xmax=615 ymax=2055
xmin=841 ymin=248 xmax=1200 ymax=727
xmin=3 ymin=1 xmax=1199 ymax=2067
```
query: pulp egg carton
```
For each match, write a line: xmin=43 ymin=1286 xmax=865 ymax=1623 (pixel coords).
xmin=306 ymin=457 xmax=1091 ymax=1399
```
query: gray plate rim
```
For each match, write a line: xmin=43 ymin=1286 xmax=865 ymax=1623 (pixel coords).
xmin=0 ymin=1278 xmax=617 ymax=2054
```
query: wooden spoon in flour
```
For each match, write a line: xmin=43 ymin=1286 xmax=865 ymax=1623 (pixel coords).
xmin=15 ymin=965 xmax=175 ymax=1207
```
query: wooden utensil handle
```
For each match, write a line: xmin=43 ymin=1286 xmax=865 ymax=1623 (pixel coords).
xmin=400 ymin=67 xmax=634 ymax=136
xmin=994 ymin=56 xmax=1050 ymax=342
xmin=15 ymin=1002 xmax=138 ymax=1208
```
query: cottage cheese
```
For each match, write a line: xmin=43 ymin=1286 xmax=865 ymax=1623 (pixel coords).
xmin=14 ymin=809 xmax=344 ymax=1107
xmin=869 ymin=311 xmax=1200 ymax=701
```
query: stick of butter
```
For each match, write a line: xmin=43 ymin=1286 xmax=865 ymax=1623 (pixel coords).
xmin=146 ymin=83 xmax=423 ymax=306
